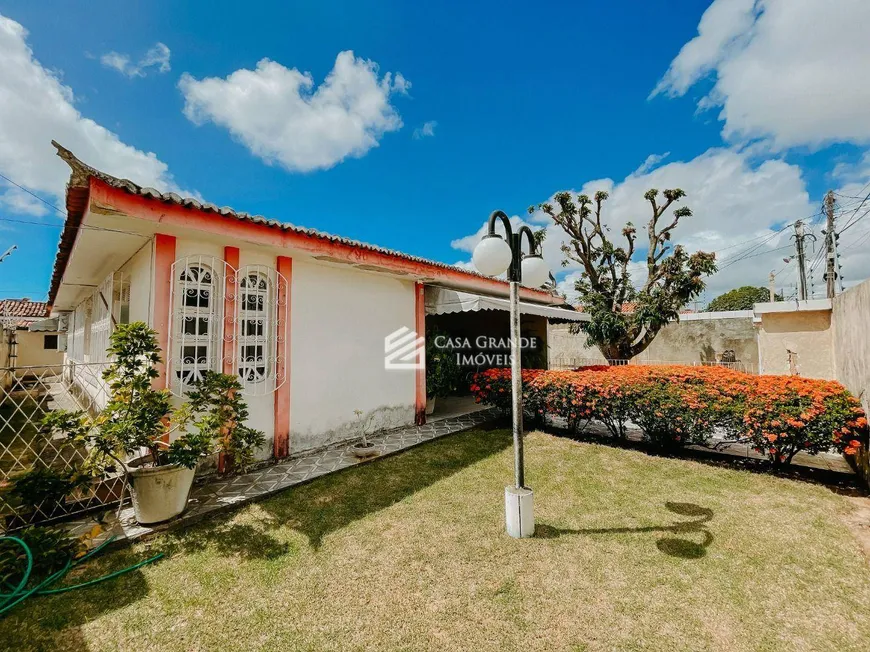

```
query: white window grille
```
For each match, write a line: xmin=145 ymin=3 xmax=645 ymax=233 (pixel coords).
xmin=167 ymin=257 xmax=287 ymax=397
xmin=112 ymin=272 xmax=131 ymax=325
xmin=89 ymin=279 xmax=111 ymax=363
xmin=168 ymin=256 xmax=230 ymax=394
xmin=87 ymin=271 xmax=131 ymax=364
xmin=68 ymin=299 xmax=91 ymax=363
xmin=68 ymin=303 xmax=87 ymax=362
xmin=236 ymin=265 xmax=288 ymax=395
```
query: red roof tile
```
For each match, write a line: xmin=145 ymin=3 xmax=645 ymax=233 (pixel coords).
xmin=0 ymin=299 xmax=50 ymax=319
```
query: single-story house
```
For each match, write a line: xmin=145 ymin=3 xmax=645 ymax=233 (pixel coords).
xmin=46 ymin=141 xmax=585 ymax=461
xmin=0 ymin=298 xmax=64 ymax=374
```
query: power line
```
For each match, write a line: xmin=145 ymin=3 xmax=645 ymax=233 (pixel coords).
xmin=0 ymin=215 xmax=147 ymax=237
xmin=720 ymin=244 xmax=793 ymax=270
xmin=839 ymin=204 xmax=870 ymax=234
xmin=0 ymin=172 xmax=66 ymax=217
xmin=718 ymin=231 xmax=791 ymax=270
xmin=0 ymin=172 xmax=149 ymax=238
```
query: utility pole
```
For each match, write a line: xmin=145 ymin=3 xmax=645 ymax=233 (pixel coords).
xmin=791 ymin=220 xmax=813 ymax=301
xmin=769 ymin=270 xmax=776 ymax=301
xmin=824 ymin=190 xmax=838 ymax=298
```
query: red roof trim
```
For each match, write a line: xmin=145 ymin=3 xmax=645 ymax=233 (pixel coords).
xmin=48 ymin=141 xmax=561 ymax=306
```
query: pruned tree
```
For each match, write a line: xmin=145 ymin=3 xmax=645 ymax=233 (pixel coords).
xmin=533 ymin=188 xmax=716 ymax=360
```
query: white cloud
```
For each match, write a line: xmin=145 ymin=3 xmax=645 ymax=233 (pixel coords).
xmin=650 ymin=0 xmax=757 ymax=99
xmin=101 ymin=42 xmax=171 ymax=78
xmin=0 ymin=14 xmax=183 ymax=213
xmin=450 ymin=147 xmax=840 ymax=302
xmin=633 ymin=152 xmax=670 ymax=176
xmin=652 ymin=0 xmax=870 ymax=150
xmin=179 ymin=51 xmax=409 ymax=173
xmin=413 ymin=120 xmax=437 ymax=139
xmin=0 ymin=186 xmax=50 ymax=216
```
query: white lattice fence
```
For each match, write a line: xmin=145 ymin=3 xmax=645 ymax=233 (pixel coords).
xmin=0 ymin=362 xmax=122 ymax=530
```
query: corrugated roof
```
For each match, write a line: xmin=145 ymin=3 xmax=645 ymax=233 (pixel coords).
xmin=49 ymin=141 xmax=557 ymax=306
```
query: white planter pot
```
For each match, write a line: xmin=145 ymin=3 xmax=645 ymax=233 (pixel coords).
xmin=351 ymin=443 xmax=378 ymax=459
xmin=426 ymin=397 xmax=436 ymax=415
xmin=128 ymin=464 xmax=195 ymax=525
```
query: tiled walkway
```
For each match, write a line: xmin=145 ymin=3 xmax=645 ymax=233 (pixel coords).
xmin=67 ymin=408 xmax=498 ymax=547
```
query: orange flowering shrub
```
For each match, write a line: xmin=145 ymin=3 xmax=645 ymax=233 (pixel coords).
xmin=617 ymin=366 xmax=719 ymax=448
xmin=469 ymin=368 xmax=544 ymax=417
xmin=742 ymin=375 xmax=867 ymax=465
xmin=472 ymin=365 xmax=867 ymax=462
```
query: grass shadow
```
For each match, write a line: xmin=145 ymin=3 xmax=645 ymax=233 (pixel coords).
xmin=254 ymin=427 xmax=514 ymax=550
xmin=0 ymin=550 xmax=151 ymax=650
xmin=151 ymin=521 xmax=293 ymax=560
xmin=536 ymin=501 xmax=714 ymax=560
xmin=1 ymin=425 xmax=512 ymax=647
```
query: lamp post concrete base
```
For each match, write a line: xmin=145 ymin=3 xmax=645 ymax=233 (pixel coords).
xmin=505 ymin=486 xmax=534 ymax=538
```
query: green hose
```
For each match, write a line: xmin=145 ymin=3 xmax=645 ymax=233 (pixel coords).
xmin=0 ymin=534 xmax=163 ymax=617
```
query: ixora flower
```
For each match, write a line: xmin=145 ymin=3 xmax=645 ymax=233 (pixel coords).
xmin=472 ymin=365 xmax=868 ymax=464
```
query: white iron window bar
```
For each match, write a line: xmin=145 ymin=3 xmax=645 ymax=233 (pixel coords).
xmin=168 ymin=256 xmax=231 ymax=395
xmin=236 ymin=265 xmax=288 ymax=395
xmin=168 ymin=257 xmax=286 ymax=397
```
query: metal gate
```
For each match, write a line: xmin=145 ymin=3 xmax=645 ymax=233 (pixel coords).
xmin=0 ymin=362 xmax=120 ymax=530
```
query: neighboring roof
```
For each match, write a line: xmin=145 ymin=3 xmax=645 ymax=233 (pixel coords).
xmin=426 ymin=288 xmax=589 ymax=323
xmin=0 ymin=299 xmax=50 ymax=329
xmin=49 ymin=141 xmax=558 ymax=307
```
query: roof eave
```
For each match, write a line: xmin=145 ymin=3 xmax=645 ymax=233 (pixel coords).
xmin=48 ymin=141 xmax=561 ymax=306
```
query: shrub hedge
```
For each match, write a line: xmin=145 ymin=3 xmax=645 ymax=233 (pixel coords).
xmin=470 ymin=365 xmax=867 ymax=465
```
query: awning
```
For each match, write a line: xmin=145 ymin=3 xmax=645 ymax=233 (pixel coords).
xmin=28 ymin=317 xmax=59 ymax=332
xmin=425 ymin=287 xmax=588 ymax=323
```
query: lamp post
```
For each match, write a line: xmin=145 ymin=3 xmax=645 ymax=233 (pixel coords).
xmin=472 ymin=210 xmax=549 ymax=538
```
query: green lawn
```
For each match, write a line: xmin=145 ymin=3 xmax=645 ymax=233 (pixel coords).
xmin=4 ymin=427 xmax=870 ymax=652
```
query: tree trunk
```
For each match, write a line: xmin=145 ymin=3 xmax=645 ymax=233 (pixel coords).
xmin=597 ymin=323 xmax=664 ymax=363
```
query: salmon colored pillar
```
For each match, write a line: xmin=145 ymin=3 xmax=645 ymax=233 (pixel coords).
xmin=415 ymin=282 xmax=427 ymax=425
xmin=274 ymin=256 xmax=292 ymax=459
xmin=222 ymin=247 xmax=240 ymax=374
xmin=153 ymin=234 xmax=176 ymax=389
xmin=218 ymin=246 xmax=240 ymax=474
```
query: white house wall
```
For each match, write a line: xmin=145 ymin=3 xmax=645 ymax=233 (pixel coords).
xmin=119 ymin=238 xmax=154 ymax=326
xmin=289 ymin=259 xmax=416 ymax=453
xmin=56 ymin=228 xmax=420 ymax=461
xmin=14 ymin=331 xmax=63 ymax=369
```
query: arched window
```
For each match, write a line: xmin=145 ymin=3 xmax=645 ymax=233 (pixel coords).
xmin=168 ymin=257 xmax=286 ymax=396
xmin=170 ymin=258 xmax=225 ymax=392
xmin=238 ymin=270 xmax=271 ymax=385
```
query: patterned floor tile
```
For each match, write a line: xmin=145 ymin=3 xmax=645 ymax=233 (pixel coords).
xmin=56 ymin=408 xmax=499 ymax=548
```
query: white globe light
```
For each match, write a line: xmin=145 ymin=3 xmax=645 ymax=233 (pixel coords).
xmin=521 ymin=254 xmax=550 ymax=288
xmin=472 ymin=236 xmax=512 ymax=277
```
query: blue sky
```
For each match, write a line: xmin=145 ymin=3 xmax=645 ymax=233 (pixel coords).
xmin=1 ymin=0 xmax=869 ymax=302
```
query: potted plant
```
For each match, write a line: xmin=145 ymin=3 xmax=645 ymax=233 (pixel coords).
xmin=184 ymin=370 xmax=265 ymax=473
xmin=351 ymin=409 xmax=377 ymax=458
xmin=41 ymin=322 xmax=263 ymax=525
xmin=425 ymin=329 xmax=461 ymax=415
